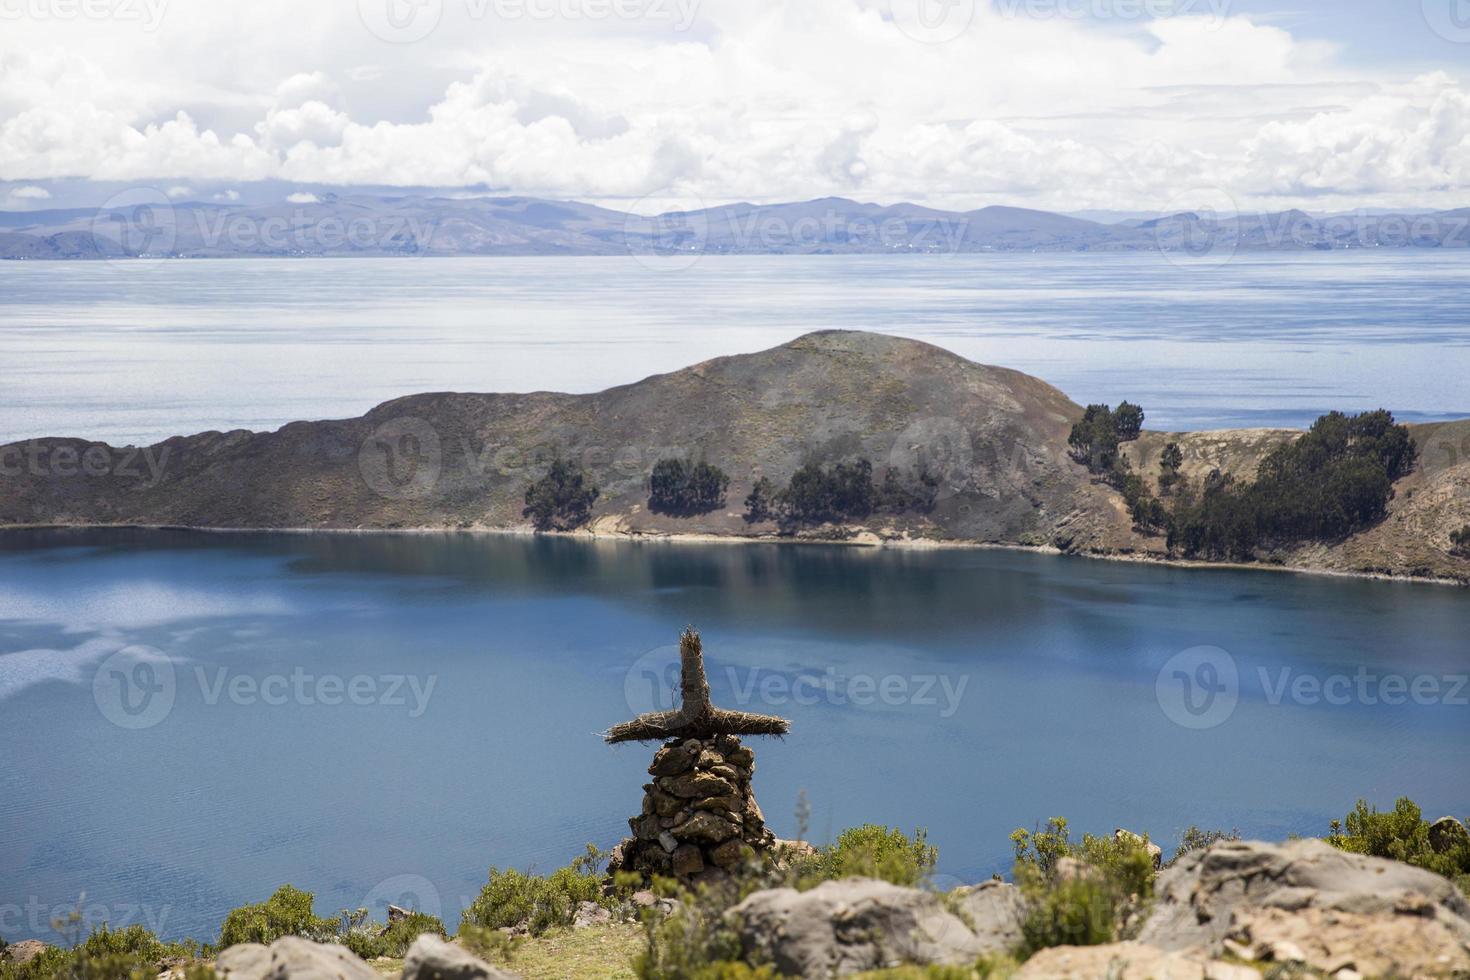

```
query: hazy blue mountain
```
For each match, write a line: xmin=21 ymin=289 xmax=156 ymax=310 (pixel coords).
xmin=2 ymin=193 xmax=1467 ymax=258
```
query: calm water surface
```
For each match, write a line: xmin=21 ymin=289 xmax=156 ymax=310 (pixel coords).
xmin=1 ymin=529 xmax=1466 ymax=940
xmin=2 ymin=251 xmax=1469 ymax=444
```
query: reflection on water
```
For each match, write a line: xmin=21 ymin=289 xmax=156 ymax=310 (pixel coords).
xmin=1 ymin=528 xmax=1467 ymax=940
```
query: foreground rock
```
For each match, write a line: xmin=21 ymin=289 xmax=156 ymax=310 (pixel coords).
xmin=401 ymin=934 xmax=518 ymax=980
xmin=729 ymin=877 xmax=1001 ymax=977
xmin=952 ymin=880 xmax=1026 ymax=952
xmin=1139 ymin=838 xmax=1470 ymax=977
xmin=0 ymin=940 xmax=49 ymax=965
xmin=1429 ymin=815 xmax=1470 ymax=854
xmin=1016 ymin=941 xmax=1257 ymax=980
xmin=215 ymin=937 xmax=379 ymax=980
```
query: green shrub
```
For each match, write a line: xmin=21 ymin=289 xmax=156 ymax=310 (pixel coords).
xmin=460 ymin=854 xmax=605 ymax=937
xmin=1450 ymin=524 xmax=1470 ymax=557
xmin=1168 ymin=409 xmax=1416 ymax=560
xmin=1068 ymin=405 xmax=1130 ymax=474
xmin=1158 ymin=442 xmax=1184 ymax=494
xmin=743 ymin=477 xmax=778 ymax=523
xmin=0 ymin=923 xmax=201 ymax=980
xmin=1016 ymin=876 xmax=1117 ymax=956
xmin=522 ymin=456 xmax=600 ymax=531
xmin=650 ymin=458 xmax=730 ymax=515
xmin=1327 ymin=797 xmax=1470 ymax=892
xmin=1009 ymin=818 xmax=1156 ymax=957
xmin=792 ymin=825 xmax=937 ymax=888
xmin=779 ymin=460 xmax=877 ymax=524
xmin=1169 ymin=826 xmax=1240 ymax=865
xmin=217 ymin=885 xmax=338 ymax=949
xmin=633 ymin=877 xmax=752 ymax=980
xmin=377 ymin=912 xmax=446 ymax=957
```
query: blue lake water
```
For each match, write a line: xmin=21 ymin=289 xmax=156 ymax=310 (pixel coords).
xmin=2 ymin=251 xmax=1469 ymax=445
xmin=1 ymin=528 xmax=1467 ymax=941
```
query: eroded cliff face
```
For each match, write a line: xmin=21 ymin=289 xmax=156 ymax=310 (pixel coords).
xmin=1 ymin=330 xmax=1466 ymax=583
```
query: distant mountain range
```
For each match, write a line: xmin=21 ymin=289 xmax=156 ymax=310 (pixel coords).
xmin=2 ymin=193 xmax=1469 ymax=258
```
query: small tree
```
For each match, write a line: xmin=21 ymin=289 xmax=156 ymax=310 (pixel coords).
xmin=744 ymin=476 xmax=778 ymax=523
xmin=649 ymin=457 xmax=730 ymax=515
xmin=523 ymin=456 xmax=599 ymax=531
xmin=1113 ymin=401 xmax=1145 ymax=442
xmin=1158 ymin=441 xmax=1184 ymax=494
xmin=1451 ymin=524 xmax=1470 ymax=557
xmin=1068 ymin=405 xmax=1121 ymax=474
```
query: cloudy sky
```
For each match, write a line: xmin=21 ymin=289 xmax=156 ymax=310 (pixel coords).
xmin=2 ymin=0 xmax=1469 ymax=212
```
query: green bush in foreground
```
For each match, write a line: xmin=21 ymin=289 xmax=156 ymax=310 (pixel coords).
xmin=1168 ymin=826 xmax=1240 ymax=866
xmin=218 ymin=885 xmax=337 ymax=948
xmin=0 ymin=921 xmax=205 ymax=980
xmin=460 ymin=847 xmax=606 ymax=937
xmin=792 ymin=825 xmax=938 ymax=889
xmin=1327 ymin=797 xmax=1470 ymax=894
xmin=1010 ymin=818 xmax=1156 ymax=957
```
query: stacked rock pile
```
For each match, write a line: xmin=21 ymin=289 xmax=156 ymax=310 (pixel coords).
xmin=612 ymin=734 xmax=775 ymax=883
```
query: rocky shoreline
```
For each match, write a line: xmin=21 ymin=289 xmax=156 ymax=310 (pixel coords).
xmin=3 ymin=332 xmax=1467 ymax=585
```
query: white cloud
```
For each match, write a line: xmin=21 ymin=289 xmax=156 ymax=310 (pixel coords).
xmin=8 ymin=185 xmax=50 ymax=199
xmin=285 ymin=191 xmax=320 ymax=203
xmin=213 ymin=189 xmax=240 ymax=201
xmin=0 ymin=0 xmax=1465 ymax=210
xmin=166 ymin=185 xmax=193 ymax=198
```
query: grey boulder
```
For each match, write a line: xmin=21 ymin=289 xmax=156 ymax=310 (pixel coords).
xmin=952 ymin=880 xmax=1025 ymax=952
xmin=1428 ymin=816 xmax=1470 ymax=854
xmin=1138 ymin=838 xmax=1470 ymax=954
xmin=214 ymin=937 xmax=378 ymax=980
xmin=401 ymin=934 xmax=518 ymax=980
xmin=728 ymin=877 xmax=987 ymax=977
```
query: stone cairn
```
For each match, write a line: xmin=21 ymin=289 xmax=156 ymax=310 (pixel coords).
xmin=605 ymin=628 xmax=790 ymax=884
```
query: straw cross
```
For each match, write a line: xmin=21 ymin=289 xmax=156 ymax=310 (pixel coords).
xmin=605 ymin=627 xmax=790 ymax=743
